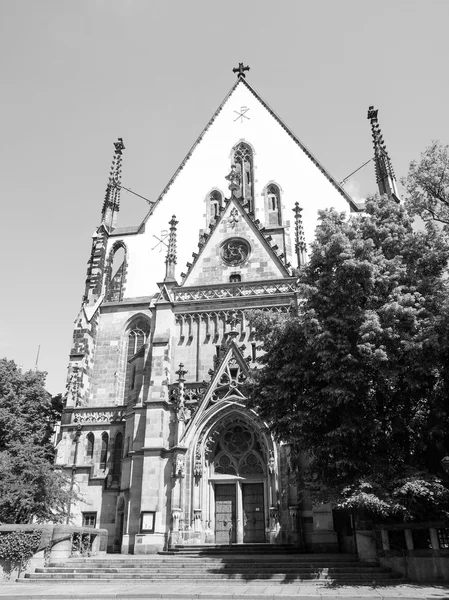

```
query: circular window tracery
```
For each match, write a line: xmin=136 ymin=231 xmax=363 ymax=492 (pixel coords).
xmin=223 ymin=424 xmax=253 ymax=456
xmin=220 ymin=238 xmax=250 ymax=266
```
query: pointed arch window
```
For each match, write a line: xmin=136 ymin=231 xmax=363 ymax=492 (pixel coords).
xmin=100 ymin=432 xmax=109 ymax=469
xmin=210 ymin=423 xmax=266 ymax=477
xmin=209 ymin=190 xmax=223 ymax=222
xmin=214 ymin=452 xmax=237 ymax=475
xmin=106 ymin=242 xmax=127 ymax=302
xmin=124 ymin=319 xmax=150 ymax=404
xmin=232 ymin=142 xmax=254 ymax=211
xmin=266 ymin=184 xmax=282 ymax=226
xmin=112 ymin=432 xmax=123 ymax=482
xmin=86 ymin=432 xmax=95 ymax=461
xmin=128 ymin=328 xmax=146 ymax=359
xmin=240 ymin=451 xmax=264 ymax=474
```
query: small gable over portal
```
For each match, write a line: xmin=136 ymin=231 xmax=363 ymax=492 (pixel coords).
xmin=181 ymin=196 xmax=291 ymax=287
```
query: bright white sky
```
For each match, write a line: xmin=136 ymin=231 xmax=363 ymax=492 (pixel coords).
xmin=1 ymin=0 xmax=448 ymax=395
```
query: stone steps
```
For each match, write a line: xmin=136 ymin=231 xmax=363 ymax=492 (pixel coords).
xmin=37 ymin=566 xmax=392 ymax=574
xmin=23 ymin=550 xmax=404 ymax=585
xmin=27 ymin=575 xmax=403 ymax=583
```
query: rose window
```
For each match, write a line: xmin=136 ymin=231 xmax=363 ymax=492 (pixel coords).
xmin=220 ymin=238 xmax=250 ymax=266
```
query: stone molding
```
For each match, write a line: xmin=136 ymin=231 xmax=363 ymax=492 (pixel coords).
xmin=73 ymin=408 xmax=126 ymax=424
xmin=174 ymin=279 xmax=297 ymax=302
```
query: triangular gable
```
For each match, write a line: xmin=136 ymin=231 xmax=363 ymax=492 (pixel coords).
xmin=138 ymin=78 xmax=357 ymax=232
xmin=182 ymin=340 xmax=251 ymax=438
xmin=180 ymin=196 xmax=291 ymax=287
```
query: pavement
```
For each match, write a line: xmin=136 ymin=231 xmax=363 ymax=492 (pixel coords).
xmin=0 ymin=581 xmax=449 ymax=600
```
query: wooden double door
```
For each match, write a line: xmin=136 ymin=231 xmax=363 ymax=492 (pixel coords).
xmin=214 ymin=482 xmax=265 ymax=544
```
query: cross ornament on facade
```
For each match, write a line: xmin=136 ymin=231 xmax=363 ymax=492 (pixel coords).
xmin=152 ymin=230 xmax=169 ymax=251
xmin=234 ymin=106 xmax=250 ymax=123
xmin=232 ymin=63 xmax=250 ymax=78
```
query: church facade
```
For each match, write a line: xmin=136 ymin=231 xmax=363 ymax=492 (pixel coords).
xmin=55 ymin=67 xmax=395 ymax=554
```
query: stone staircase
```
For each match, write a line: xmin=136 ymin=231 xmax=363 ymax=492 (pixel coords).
xmin=23 ymin=544 xmax=405 ymax=585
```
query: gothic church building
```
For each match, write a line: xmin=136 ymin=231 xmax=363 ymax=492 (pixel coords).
xmin=56 ymin=66 xmax=397 ymax=554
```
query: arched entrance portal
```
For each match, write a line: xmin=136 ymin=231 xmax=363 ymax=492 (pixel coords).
xmin=191 ymin=411 xmax=278 ymax=545
xmin=212 ymin=423 xmax=265 ymax=543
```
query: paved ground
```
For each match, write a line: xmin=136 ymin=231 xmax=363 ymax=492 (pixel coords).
xmin=0 ymin=581 xmax=448 ymax=600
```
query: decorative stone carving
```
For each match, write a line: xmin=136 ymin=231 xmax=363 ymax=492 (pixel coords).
xmin=268 ymin=450 xmax=275 ymax=474
xmin=73 ymin=409 xmax=125 ymax=424
xmin=269 ymin=506 xmax=279 ymax=530
xmin=193 ymin=509 xmax=202 ymax=532
xmin=220 ymin=238 xmax=250 ymax=266
xmin=288 ymin=505 xmax=298 ymax=528
xmin=174 ymin=281 xmax=297 ymax=302
xmin=172 ymin=508 xmax=181 ymax=531
xmin=173 ymin=454 xmax=185 ymax=478
xmin=66 ymin=365 xmax=81 ymax=406
xmin=193 ymin=448 xmax=202 ymax=478
xmin=227 ymin=207 xmax=239 ymax=229
xmin=225 ymin=164 xmax=241 ymax=190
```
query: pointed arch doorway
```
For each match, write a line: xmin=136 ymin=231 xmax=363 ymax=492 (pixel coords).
xmin=205 ymin=420 xmax=270 ymax=544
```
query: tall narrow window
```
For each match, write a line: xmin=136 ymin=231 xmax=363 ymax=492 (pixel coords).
xmin=124 ymin=319 xmax=150 ymax=404
xmin=266 ymin=184 xmax=282 ymax=226
xmin=233 ymin=143 xmax=254 ymax=211
xmin=106 ymin=243 xmax=126 ymax=302
xmin=112 ymin=432 xmax=123 ymax=482
xmin=100 ymin=432 xmax=109 ymax=469
xmin=86 ymin=432 xmax=95 ymax=461
xmin=209 ymin=190 xmax=223 ymax=221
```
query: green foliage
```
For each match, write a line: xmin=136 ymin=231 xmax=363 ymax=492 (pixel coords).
xmin=0 ymin=359 xmax=73 ymax=524
xmin=249 ymin=195 xmax=449 ymax=521
xmin=404 ymin=141 xmax=449 ymax=228
xmin=0 ymin=530 xmax=41 ymax=566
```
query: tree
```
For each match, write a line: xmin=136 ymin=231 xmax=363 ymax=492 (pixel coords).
xmin=249 ymin=195 xmax=449 ymax=521
xmin=404 ymin=141 xmax=449 ymax=229
xmin=0 ymin=359 xmax=73 ymax=523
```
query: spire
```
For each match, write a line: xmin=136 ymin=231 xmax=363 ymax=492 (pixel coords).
xmin=164 ymin=215 xmax=178 ymax=282
xmin=101 ymin=137 xmax=125 ymax=230
xmin=293 ymin=202 xmax=307 ymax=270
xmin=367 ymin=107 xmax=400 ymax=202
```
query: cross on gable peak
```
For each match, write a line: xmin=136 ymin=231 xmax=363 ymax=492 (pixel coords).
xmin=233 ymin=63 xmax=250 ymax=79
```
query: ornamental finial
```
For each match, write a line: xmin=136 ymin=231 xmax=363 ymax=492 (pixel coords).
xmin=293 ymin=202 xmax=307 ymax=269
xmin=367 ymin=106 xmax=399 ymax=201
xmin=232 ymin=63 xmax=250 ymax=79
xmin=165 ymin=215 xmax=178 ymax=281
xmin=102 ymin=138 xmax=125 ymax=230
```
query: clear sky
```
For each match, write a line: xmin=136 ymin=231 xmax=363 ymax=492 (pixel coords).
xmin=1 ymin=0 xmax=448 ymax=395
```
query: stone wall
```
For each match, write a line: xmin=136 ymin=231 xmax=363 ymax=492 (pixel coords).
xmin=0 ymin=524 xmax=107 ymax=580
